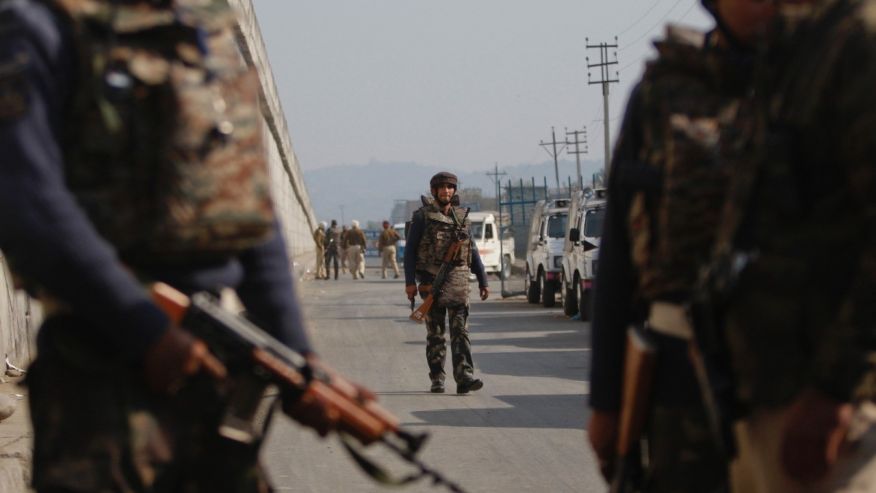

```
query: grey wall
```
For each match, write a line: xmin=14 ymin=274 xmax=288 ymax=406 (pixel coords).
xmin=0 ymin=0 xmax=317 ymax=368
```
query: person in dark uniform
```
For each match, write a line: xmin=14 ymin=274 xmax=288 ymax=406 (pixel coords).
xmin=0 ymin=0 xmax=349 ymax=491
xmin=324 ymin=219 xmax=341 ymax=280
xmin=404 ymin=172 xmax=489 ymax=394
xmin=586 ymin=0 xmax=775 ymax=491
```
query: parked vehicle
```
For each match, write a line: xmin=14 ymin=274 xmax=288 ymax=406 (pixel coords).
xmin=524 ymin=198 xmax=571 ymax=307
xmin=393 ymin=222 xmax=406 ymax=262
xmin=560 ymin=188 xmax=606 ymax=319
xmin=468 ymin=212 xmax=515 ymax=280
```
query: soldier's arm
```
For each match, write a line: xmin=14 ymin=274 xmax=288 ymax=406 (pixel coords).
xmin=590 ymin=83 xmax=646 ymax=412
xmin=469 ymin=241 xmax=488 ymax=289
xmin=235 ymin=221 xmax=313 ymax=354
xmin=0 ymin=1 xmax=170 ymax=359
xmin=403 ymin=212 xmax=425 ymax=286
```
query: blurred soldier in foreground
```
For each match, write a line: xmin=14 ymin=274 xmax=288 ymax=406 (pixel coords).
xmin=708 ymin=0 xmax=876 ymax=490
xmin=0 ymin=0 xmax=350 ymax=490
xmin=587 ymin=0 xmax=774 ymax=491
xmin=325 ymin=219 xmax=340 ymax=280
xmin=346 ymin=220 xmax=367 ymax=280
xmin=314 ymin=222 xmax=328 ymax=279
xmin=378 ymin=220 xmax=401 ymax=279
xmin=404 ymin=172 xmax=488 ymax=394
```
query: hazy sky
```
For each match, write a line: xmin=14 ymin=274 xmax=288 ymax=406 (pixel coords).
xmin=252 ymin=1 xmax=713 ymax=173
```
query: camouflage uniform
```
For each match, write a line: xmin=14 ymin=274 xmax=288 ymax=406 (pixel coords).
xmin=591 ymin=25 xmax=753 ymax=492
xmin=711 ymin=0 xmax=876 ymax=490
xmin=414 ymin=202 xmax=476 ymax=387
xmin=0 ymin=0 xmax=312 ymax=491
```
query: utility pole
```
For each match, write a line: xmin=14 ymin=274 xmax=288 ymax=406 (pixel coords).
xmin=539 ymin=126 xmax=567 ymax=193
xmin=565 ymin=127 xmax=588 ymax=190
xmin=586 ymin=37 xmax=619 ymax=177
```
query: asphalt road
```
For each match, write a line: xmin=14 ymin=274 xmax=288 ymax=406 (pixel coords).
xmin=262 ymin=264 xmax=605 ymax=492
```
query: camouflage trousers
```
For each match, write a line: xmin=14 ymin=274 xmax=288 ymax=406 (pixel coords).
xmin=28 ymin=314 xmax=272 ymax=493
xmin=644 ymin=404 xmax=729 ymax=493
xmin=424 ymin=303 xmax=474 ymax=384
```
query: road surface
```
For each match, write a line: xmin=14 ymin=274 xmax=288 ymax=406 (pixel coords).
xmin=262 ymin=266 xmax=605 ymax=492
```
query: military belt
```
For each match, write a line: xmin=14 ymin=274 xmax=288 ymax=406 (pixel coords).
xmin=647 ymin=302 xmax=693 ymax=340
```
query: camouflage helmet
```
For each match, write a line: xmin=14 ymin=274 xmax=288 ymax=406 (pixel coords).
xmin=429 ymin=171 xmax=458 ymax=189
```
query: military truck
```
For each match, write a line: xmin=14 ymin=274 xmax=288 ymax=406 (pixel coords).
xmin=524 ymin=198 xmax=571 ymax=307
xmin=560 ymin=188 xmax=606 ymax=319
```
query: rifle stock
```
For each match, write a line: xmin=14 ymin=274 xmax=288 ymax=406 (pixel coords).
xmin=610 ymin=325 xmax=657 ymax=493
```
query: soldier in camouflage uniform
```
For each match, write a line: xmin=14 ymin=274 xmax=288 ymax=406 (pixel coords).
xmin=709 ymin=0 xmax=876 ymax=490
xmin=586 ymin=1 xmax=774 ymax=491
xmin=0 ymin=0 xmax=346 ymax=491
xmin=404 ymin=172 xmax=489 ymax=394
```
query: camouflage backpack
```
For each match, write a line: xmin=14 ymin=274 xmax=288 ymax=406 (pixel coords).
xmin=51 ymin=0 xmax=274 ymax=263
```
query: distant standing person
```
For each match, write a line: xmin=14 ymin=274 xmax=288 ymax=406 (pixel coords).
xmin=404 ymin=172 xmax=489 ymax=394
xmin=346 ymin=220 xmax=367 ymax=280
xmin=378 ymin=220 xmax=401 ymax=279
xmin=339 ymin=225 xmax=349 ymax=274
xmin=324 ymin=220 xmax=340 ymax=280
xmin=313 ymin=222 xmax=327 ymax=280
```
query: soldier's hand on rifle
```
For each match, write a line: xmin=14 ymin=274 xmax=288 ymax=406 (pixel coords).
xmin=143 ymin=325 xmax=227 ymax=394
xmin=283 ymin=355 xmax=377 ymax=437
xmin=587 ymin=409 xmax=619 ymax=480
xmin=406 ymin=284 xmax=418 ymax=301
xmin=780 ymin=388 xmax=853 ymax=483
xmin=479 ymin=286 xmax=489 ymax=301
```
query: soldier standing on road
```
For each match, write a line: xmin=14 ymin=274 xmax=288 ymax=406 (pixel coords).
xmin=0 ymin=1 xmax=351 ymax=491
xmin=313 ymin=222 xmax=327 ymax=280
xmin=339 ymin=225 xmax=349 ymax=274
xmin=586 ymin=0 xmax=774 ymax=491
xmin=707 ymin=0 xmax=876 ymax=490
xmin=378 ymin=220 xmax=401 ymax=279
xmin=346 ymin=220 xmax=367 ymax=280
xmin=325 ymin=219 xmax=340 ymax=280
xmin=404 ymin=172 xmax=489 ymax=394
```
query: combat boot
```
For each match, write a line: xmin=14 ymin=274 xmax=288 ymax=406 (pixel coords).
xmin=456 ymin=378 xmax=483 ymax=395
xmin=429 ymin=374 xmax=445 ymax=393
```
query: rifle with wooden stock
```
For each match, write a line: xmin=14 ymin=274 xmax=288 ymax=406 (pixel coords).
xmin=610 ymin=325 xmax=657 ymax=493
xmin=410 ymin=208 xmax=470 ymax=323
xmin=151 ymin=283 xmax=467 ymax=493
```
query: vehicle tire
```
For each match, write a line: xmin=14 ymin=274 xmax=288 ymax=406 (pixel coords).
xmin=563 ymin=275 xmax=579 ymax=316
xmin=500 ymin=255 xmax=512 ymax=280
xmin=542 ymin=275 xmax=557 ymax=308
xmin=579 ymin=286 xmax=592 ymax=322
xmin=526 ymin=267 xmax=540 ymax=304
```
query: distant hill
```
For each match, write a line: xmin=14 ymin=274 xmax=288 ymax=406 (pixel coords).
xmin=302 ymin=159 xmax=604 ymax=225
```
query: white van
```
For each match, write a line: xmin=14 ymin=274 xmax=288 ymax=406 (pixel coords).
xmin=525 ymin=198 xmax=571 ymax=307
xmin=468 ymin=212 xmax=515 ymax=279
xmin=560 ymin=189 xmax=606 ymax=319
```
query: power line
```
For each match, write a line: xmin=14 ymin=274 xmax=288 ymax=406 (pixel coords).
xmin=618 ymin=0 xmax=685 ymax=52
xmin=617 ymin=0 xmax=664 ymax=36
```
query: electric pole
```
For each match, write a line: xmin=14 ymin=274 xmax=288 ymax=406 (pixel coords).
xmin=486 ymin=163 xmax=510 ymax=295
xmin=566 ymin=127 xmax=588 ymax=190
xmin=539 ymin=126 xmax=567 ymax=193
xmin=586 ymin=37 xmax=619 ymax=177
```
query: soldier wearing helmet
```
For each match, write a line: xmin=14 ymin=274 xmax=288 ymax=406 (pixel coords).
xmin=404 ymin=172 xmax=489 ymax=394
xmin=586 ymin=0 xmax=775 ymax=491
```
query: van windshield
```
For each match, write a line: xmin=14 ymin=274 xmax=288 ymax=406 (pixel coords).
xmin=470 ymin=222 xmax=483 ymax=240
xmin=546 ymin=214 xmax=567 ymax=238
xmin=584 ymin=208 xmax=605 ymax=237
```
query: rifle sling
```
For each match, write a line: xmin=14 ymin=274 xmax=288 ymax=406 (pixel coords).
xmin=339 ymin=433 xmax=431 ymax=486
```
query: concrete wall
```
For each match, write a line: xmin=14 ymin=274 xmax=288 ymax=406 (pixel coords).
xmin=0 ymin=0 xmax=317 ymax=369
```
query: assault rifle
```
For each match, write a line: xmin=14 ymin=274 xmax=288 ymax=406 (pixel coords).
xmin=410 ymin=208 xmax=470 ymax=323
xmin=610 ymin=325 xmax=656 ymax=493
xmin=151 ymin=283 xmax=468 ymax=493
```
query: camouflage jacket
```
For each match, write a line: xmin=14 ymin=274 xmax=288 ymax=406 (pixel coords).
xmin=590 ymin=25 xmax=753 ymax=411
xmin=56 ymin=0 xmax=273 ymax=264
xmin=716 ymin=0 xmax=876 ymax=407
xmin=414 ymin=202 xmax=472 ymax=277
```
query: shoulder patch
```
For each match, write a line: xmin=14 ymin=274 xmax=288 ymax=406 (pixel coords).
xmin=0 ymin=49 xmax=29 ymax=121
